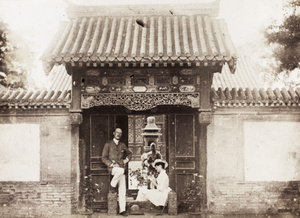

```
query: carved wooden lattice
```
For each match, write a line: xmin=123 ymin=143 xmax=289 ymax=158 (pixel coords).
xmin=81 ymin=93 xmax=200 ymax=111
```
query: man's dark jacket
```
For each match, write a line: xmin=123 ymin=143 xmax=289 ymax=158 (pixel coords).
xmin=102 ymin=140 xmax=132 ymax=171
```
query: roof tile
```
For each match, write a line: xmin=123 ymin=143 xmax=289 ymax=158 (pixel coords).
xmin=0 ymin=86 xmax=299 ymax=109
xmin=42 ymin=15 xmax=237 ymax=72
xmin=212 ymin=87 xmax=300 ymax=108
xmin=0 ymin=89 xmax=70 ymax=109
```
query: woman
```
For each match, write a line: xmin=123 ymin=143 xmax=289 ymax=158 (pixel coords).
xmin=136 ymin=159 xmax=172 ymax=206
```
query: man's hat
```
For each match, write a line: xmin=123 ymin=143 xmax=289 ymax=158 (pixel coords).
xmin=152 ymin=159 xmax=168 ymax=169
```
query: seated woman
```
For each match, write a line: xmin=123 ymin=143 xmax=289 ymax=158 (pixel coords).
xmin=136 ymin=159 xmax=172 ymax=207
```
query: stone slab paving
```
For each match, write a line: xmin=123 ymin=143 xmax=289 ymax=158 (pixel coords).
xmin=55 ymin=213 xmax=299 ymax=218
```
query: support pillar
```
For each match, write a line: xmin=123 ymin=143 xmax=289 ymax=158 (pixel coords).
xmin=198 ymin=111 xmax=212 ymax=211
xmin=67 ymin=64 xmax=84 ymax=213
xmin=70 ymin=112 xmax=83 ymax=213
xmin=197 ymin=68 xmax=214 ymax=212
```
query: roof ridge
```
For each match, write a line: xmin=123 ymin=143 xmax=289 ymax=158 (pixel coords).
xmin=212 ymin=87 xmax=300 ymax=108
xmin=0 ymin=87 xmax=299 ymax=109
xmin=65 ymin=1 xmax=220 ymax=18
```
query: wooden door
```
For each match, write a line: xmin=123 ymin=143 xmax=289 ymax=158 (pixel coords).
xmin=168 ymin=114 xmax=200 ymax=211
xmin=80 ymin=112 xmax=128 ymax=212
xmin=89 ymin=114 xmax=110 ymax=211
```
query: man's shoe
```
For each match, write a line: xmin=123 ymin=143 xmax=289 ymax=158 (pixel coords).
xmin=110 ymin=185 xmax=117 ymax=193
xmin=119 ymin=211 xmax=128 ymax=216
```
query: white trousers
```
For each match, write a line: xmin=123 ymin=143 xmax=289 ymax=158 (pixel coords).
xmin=111 ymin=167 xmax=126 ymax=213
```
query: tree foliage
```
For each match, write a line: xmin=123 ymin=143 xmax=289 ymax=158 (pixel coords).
xmin=0 ymin=21 xmax=8 ymax=82
xmin=0 ymin=20 xmax=33 ymax=89
xmin=265 ymin=0 xmax=300 ymax=72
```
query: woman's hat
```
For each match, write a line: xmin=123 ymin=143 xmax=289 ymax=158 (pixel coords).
xmin=152 ymin=159 xmax=168 ymax=169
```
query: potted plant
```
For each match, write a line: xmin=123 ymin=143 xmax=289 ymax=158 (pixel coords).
xmin=179 ymin=174 xmax=203 ymax=213
xmin=81 ymin=174 xmax=101 ymax=214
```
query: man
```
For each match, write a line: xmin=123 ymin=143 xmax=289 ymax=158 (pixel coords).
xmin=102 ymin=128 xmax=132 ymax=217
xmin=141 ymin=142 xmax=162 ymax=174
xmin=141 ymin=142 xmax=162 ymax=189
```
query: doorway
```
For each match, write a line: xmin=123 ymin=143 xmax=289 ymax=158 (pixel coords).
xmin=126 ymin=115 xmax=167 ymax=199
xmin=79 ymin=107 xmax=200 ymax=212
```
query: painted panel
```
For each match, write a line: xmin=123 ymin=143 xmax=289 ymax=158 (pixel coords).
xmin=0 ymin=124 xmax=40 ymax=181
xmin=175 ymin=161 xmax=195 ymax=169
xmin=92 ymin=174 xmax=109 ymax=202
xmin=90 ymin=115 xmax=109 ymax=158
xmin=175 ymin=115 xmax=194 ymax=157
xmin=81 ymin=93 xmax=200 ymax=110
xmin=244 ymin=121 xmax=300 ymax=181
xmin=176 ymin=173 xmax=195 ymax=200
xmin=91 ymin=162 xmax=102 ymax=170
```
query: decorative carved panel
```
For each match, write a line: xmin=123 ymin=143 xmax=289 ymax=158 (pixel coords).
xmin=135 ymin=117 xmax=144 ymax=143
xmin=128 ymin=116 xmax=135 ymax=144
xmin=81 ymin=93 xmax=200 ymax=111
xmin=175 ymin=161 xmax=195 ymax=169
xmin=80 ymin=68 xmax=201 ymax=110
xmin=90 ymin=115 xmax=109 ymax=158
xmin=175 ymin=115 xmax=195 ymax=157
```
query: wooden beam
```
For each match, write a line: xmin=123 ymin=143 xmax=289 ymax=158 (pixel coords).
xmin=68 ymin=66 xmax=82 ymax=112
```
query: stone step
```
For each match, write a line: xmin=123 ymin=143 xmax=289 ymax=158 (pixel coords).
xmin=109 ymin=191 xmax=177 ymax=215
xmin=126 ymin=197 xmax=168 ymax=214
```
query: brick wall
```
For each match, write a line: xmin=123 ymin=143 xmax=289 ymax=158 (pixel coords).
xmin=207 ymin=180 xmax=300 ymax=214
xmin=207 ymin=108 xmax=300 ymax=214
xmin=0 ymin=182 xmax=75 ymax=217
xmin=0 ymin=109 xmax=76 ymax=217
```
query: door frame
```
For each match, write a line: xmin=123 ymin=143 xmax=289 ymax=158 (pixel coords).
xmin=79 ymin=106 xmax=204 ymax=212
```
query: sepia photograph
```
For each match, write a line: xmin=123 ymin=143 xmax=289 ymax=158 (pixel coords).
xmin=0 ymin=0 xmax=299 ymax=217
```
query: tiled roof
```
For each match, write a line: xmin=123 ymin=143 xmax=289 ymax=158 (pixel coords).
xmin=211 ymin=87 xmax=300 ymax=108
xmin=0 ymin=89 xmax=71 ymax=109
xmin=47 ymin=65 xmax=72 ymax=92
xmin=1 ymin=86 xmax=299 ymax=109
xmin=213 ymin=53 xmax=261 ymax=90
xmin=0 ymin=63 xmax=299 ymax=109
xmin=42 ymin=14 xmax=237 ymax=73
xmin=44 ymin=53 xmax=261 ymax=92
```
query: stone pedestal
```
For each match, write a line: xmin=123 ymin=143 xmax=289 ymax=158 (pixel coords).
xmin=107 ymin=192 xmax=118 ymax=215
xmin=168 ymin=190 xmax=177 ymax=215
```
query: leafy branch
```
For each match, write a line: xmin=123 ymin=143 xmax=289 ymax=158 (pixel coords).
xmin=83 ymin=175 xmax=101 ymax=210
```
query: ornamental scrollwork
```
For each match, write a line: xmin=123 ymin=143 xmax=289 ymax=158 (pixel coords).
xmin=81 ymin=93 xmax=200 ymax=111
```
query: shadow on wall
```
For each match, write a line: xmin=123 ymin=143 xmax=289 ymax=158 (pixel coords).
xmin=262 ymin=181 xmax=300 ymax=216
xmin=275 ymin=181 xmax=300 ymax=215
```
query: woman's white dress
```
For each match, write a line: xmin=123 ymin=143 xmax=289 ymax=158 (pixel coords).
xmin=136 ymin=169 xmax=172 ymax=206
